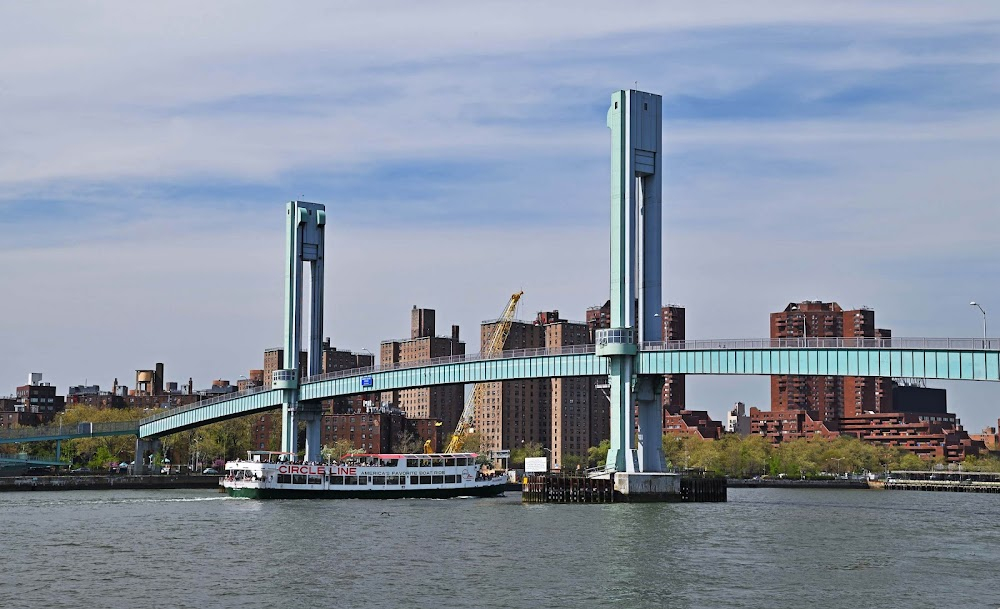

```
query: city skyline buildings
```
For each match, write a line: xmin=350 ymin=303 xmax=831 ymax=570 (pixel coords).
xmin=3 ymin=3 xmax=1000 ymax=431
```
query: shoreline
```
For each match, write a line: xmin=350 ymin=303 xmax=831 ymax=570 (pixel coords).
xmin=0 ymin=475 xmax=222 ymax=492
xmin=727 ymin=478 xmax=870 ymax=489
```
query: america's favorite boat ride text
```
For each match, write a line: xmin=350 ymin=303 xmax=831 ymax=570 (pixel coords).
xmin=222 ymin=451 xmax=506 ymax=499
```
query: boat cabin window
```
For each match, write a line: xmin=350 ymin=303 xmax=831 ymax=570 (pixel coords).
xmin=372 ymin=476 xmax=386 ymax=485
xmin=381 ymin=458 xmax=398 ymax=467
xmin=445 ymin=457 xmax=455 ymax=467
xmin=432 ymin=475 xmax=444 ymax=484
xmin=357 ymin=476 xmax=368 ymax=486
xmin=406 ymin=459 xmax=419 ymax=468
xmin=419 ymin=475 xmax=432 ymax=485
xmin=292 ymin=474 xmax=307 ymax=485
xmin=308 ymin=475 xmax=322 ymax=485
xmin=386 ymin=475 xmax=401 ymax=485
xmin=344 ymin=476 xmax=359 ymax=485
xmin=431 ymin=457 xmax=444 ymax=467
xmin=329 ymin=475 xmax=344 ymax=485
xmin=278 ymin=474 xmax=291 ymax=484
xmin=409 ymin=476 xmax=420 ymax=485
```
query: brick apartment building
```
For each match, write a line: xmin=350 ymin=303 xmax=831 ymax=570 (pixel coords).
xmin=318 ymin=408 xmax=444 ymax=453
xmin=585 ymin=302 xmax=613 ymax=448
xmin=663 ymin=410 xmax=723 ymax=440
xmin=476 ymin=309 xmax=607 ymax=468
xmin=542 ymin=311 xmax=594 ymax=465
xmin=752 ymin=362 xmax=984 ymax=462
xmin=770 ymin=301 xmax=892 ymax=420
xmin=475 ymin=317 xmax=547 ymax=454
xmin=971 ymin=420 xmax=1000 ymax=452
xmin=380 ymin=307 xmax=465 ymax=433
xmin=0 ymin=396 xmax=41 ymax=429
xmin=750 ymin=406 xmax=840 ymax=442
xmin=13 ymin=374 xmax=65 ymax=425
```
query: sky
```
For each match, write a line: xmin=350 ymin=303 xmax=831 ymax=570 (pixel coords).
xmin=1 ymin=1 xmax=999 ymax=431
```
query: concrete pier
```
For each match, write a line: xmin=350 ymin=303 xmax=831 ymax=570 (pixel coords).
xmin=522 ymin=473 xmax=726 ymax=503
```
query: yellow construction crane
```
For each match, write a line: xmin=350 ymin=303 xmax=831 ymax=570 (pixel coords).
xmin=444 ymin=290 xmax=523 ymax=453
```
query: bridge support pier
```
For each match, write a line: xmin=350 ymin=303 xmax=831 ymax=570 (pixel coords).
xmin=302 ymin=407 xmax=322 ymax=463
xmin=134 ymin=437 xmax=161 ymax=475
xmin=635 ymin=376 xmax=666 ymax=473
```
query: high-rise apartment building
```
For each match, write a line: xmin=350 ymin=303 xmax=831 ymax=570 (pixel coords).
xmin=542 ymin=311 xmax=593 ymax=468
xmin=586 ymin=302 xmax=613 ymax=448
xmin=770 ymin=301 xmax=891 ymax=421
xmin=380 ymin=307 xmax=465 ymax=432
xmin=661 ymin=305 xmax=686 ymax=416
xmin=476 ymin=308 xmax=606 ymax=468
xmin=475 ymin=318 xmax=546 ymax=454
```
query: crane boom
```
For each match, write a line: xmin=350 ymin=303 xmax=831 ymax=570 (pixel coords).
xmin=445 ymin=290 xmax=523 ymax=453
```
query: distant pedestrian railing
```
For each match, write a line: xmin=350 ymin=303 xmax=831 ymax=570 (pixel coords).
xmin=139 ymin=385 xmax=278 ymax=426
xmin=0 ymin=420 xmax=139 ymax=442
xmin=639 ymin=337 xmax=1000 ymax=351
xmin=302 ymin=343 xmax=598 ymax=384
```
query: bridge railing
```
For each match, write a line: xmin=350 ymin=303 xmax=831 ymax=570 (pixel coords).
xmin=0 ymin=420 xmax=139 ymax=441
xmin=138 ymin=385 xmax=277 ymax=426
xmin=302 ymin=343 xmax=598 ymax=384
xmin=640 ymin=337 xmax=1000 ymax=351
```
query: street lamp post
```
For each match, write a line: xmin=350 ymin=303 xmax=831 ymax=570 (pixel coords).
xmin=360 ymin=348 xmax=374 ymax=368
xmin=970 ymin=301 xmax=987 ymax=345
xmin=541 ymin=446 xmax=552 ymax=472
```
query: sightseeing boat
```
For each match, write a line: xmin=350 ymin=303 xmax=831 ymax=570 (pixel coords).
xmin=221 ymin=451 xmax=507 ymax=499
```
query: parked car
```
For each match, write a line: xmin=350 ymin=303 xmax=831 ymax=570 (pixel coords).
xmin=202 ymin=468 xmax=219 ymax=475
xmin=71 ymin=467 xmax=92 ymax=474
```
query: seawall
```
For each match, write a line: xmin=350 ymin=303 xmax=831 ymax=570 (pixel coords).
xmin=727 ymin=478 xmax=870 ymax=489
xmin=0 ymin=475 xmax=222 ymax=492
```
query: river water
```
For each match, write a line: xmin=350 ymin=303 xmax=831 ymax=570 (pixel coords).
xmin=1 ymin=487 xmax=997 ymax=609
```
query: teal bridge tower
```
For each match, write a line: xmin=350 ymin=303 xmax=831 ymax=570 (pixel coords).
xmin=600 ymin=89 xmax=667 ymax=476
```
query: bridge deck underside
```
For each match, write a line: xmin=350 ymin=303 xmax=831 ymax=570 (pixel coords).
xmin=299 ymin=354 xmax=605 ymax=402
xmin=139 ymin=389 xmax=283 ymax=438
xmin=129 ymin=348 xmax=1000 ymax=439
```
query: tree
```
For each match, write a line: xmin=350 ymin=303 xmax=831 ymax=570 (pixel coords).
xmin=461 ymin=431 xmax=484 ymax=454
xmin=561 ymin=453 xmax=584 ymax=473
xmin=509 ymin=442 xmax=543 ymax=469
xmin=587 ymin=440 xmax=610 ymax=468
xmin=393 ymin=430 xmax=423 ymax=454
xmin=321 ymin=440 xmax=357 ymax=463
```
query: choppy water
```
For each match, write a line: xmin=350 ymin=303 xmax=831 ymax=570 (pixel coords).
xmin=0 ymin=488 xmax=997 ymax=608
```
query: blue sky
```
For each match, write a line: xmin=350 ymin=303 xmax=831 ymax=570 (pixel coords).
xmin=1 ymin=1 xmax=999 ymax=430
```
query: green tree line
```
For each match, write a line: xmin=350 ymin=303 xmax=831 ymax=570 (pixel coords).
xmin=16 ymin=404 xmax=1000 ymax=475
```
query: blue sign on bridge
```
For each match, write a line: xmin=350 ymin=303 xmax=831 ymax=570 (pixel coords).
xmin=361 ymin=376 xmax=373 ymax=388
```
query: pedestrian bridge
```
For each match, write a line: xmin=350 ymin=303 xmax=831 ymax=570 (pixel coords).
xmin=3 ymin=337 xmax=995 ymax=444
xmin=132 ymin=337 xmax=1000 ymax=439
